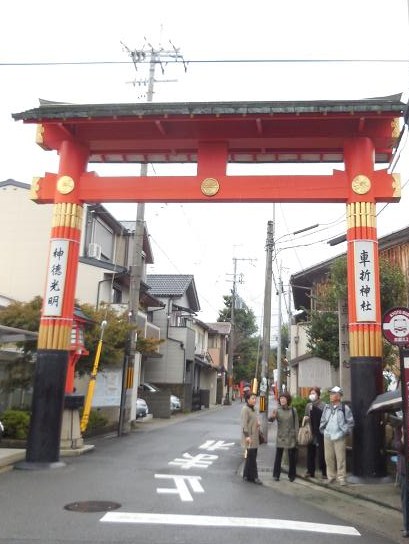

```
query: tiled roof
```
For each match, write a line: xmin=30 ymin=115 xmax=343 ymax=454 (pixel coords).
xmin=0 ymin=179 xmax=30 ymax=189
xmin=146 ymin=274 xmax=200 ymax=312
xmin=147 ymin=274 xmax=194 ymax=296
xmin=207 ymin=322 xmax=231 ymax=335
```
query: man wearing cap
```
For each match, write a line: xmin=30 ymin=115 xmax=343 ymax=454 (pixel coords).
xmin=319 ymin=386 xmax=354 ymax=486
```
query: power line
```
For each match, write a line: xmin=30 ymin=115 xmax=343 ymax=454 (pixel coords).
xmin=118 ymin=37 xmax=186 ymax=435
xmin=1 ymin=57 xmax=408 ymax=67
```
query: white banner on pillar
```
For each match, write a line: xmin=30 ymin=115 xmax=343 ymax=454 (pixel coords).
xmin=43 ymin=239 xmax=69 ymax=317
xmin=354 ymin=240 xmax=376 ymax=322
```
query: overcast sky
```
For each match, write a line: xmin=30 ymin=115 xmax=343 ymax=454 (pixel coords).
xmin=1 ymin=0 xmax=409 ymax=329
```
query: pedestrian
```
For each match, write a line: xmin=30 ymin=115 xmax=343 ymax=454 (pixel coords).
xmin=241 ymin=392 xmax=262 ymax=485
xmin=239 ymin=381 xmax=244 ymax=402
xmin=269 ymin=391 xmax=299 ymax=482
xmin=319 ymin=385 xmax=354 ymax=486
xmin=393 ymin=418 xmax=409 ymax=537
xmin=304 ymin=386 xmax=327 ymax=479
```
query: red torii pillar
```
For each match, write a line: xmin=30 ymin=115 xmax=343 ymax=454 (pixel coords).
xmin=22 ymin=141 xmax=88 ymax=467
xmin=345 ymin=137 xmax=388 ymax=479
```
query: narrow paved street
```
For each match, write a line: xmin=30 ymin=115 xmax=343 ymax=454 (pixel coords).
xmin=0 ymin=402 xmax=401 ymax=543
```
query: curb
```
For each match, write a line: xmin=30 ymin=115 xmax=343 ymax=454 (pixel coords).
xmin=239 ymin=458 xmax=402 ymax=514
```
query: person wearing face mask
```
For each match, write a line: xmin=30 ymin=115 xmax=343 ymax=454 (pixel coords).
xmin=303 ymin=386 xmax=327 ymax=479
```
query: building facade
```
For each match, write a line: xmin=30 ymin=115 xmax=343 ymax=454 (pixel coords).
xmin=288 ymin=224 xmax=409 ymax=399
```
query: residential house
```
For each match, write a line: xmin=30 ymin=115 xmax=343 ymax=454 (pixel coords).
xmin=288 ymin=224 xmax=409 ymax=399
xmin=0 ymin=180 xmax=162 ymax=420
xmin=191 ymin=318 xmax=218 ymax=408
xmin=143 ymin=274 xmax=208 ymax=411
xmin=206 ymin=322 xmax=231 ymax=404
xmin=0 ymin=180 xmax=153 ymax=311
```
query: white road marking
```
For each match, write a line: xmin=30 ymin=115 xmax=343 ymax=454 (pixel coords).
xmin=199 ymin=440 xmax=235 ymax=451
xmin=100 ymin=511 xmax=361 ymax=536
xmin=155 ymin=474 xmax=204 ymax=501
xmin=168 ymin=452 xmax=218 ymax=469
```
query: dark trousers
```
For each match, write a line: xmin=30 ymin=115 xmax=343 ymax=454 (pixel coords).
xmin=243 ymin=448 xmax=258 ymax=481
xmin=273 ymin=447 xmax=297 ymax=480
xmin=307 ymin=437 xmax=327 ymax=477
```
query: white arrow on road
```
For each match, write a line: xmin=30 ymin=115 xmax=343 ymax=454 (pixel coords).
xmin=101 ymin=511 xmax=360 ymax=536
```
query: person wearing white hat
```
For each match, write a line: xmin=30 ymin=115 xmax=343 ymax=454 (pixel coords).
xmin=319 ymin=386 xmax=354 ymax=486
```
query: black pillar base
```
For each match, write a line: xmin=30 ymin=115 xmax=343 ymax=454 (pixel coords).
xmin=25 ymin=349 xmax=68 ymax=464
xmin=350 ymin=356 xmax=387 ymax=478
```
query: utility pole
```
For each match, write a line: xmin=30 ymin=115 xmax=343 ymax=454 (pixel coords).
xmin=287 ymin=282 xmax=292 ymax=369
xmin=225 ymin=258 xmax=238 ymax=406
xmin=276 ymin=271 xmax=284 ymax=395
xmin=118 ymin=40 xmax=186 ymax=435
xmin=225 ymin=256 xmax=256 ymax=405
xmin=259 ymin=221 xmax=274 ymax=438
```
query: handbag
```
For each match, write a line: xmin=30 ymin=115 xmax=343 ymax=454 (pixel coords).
xmin=297 ymin=416 xmax=313 ymax=446
xmin=258 ymin=430 xmax=266 ymax=444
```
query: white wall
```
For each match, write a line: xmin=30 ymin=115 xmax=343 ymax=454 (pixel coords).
xmin=290 ymin=321 xmax=309 ymax=359
xmin=0 ymin=184 xmax=52 ymax=302
xmin=297 ymin=356 xmax=337 ymax=389
xmin=0 ymin=184 xmax=129 ymax=308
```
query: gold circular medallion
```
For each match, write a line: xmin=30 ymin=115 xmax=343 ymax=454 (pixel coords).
xmin=201 ymin=177 xmax=220 ymax=197
xmin=57 ymin=175 xmax=75 ymax=195
xmin=351 ymin=174 xmax=371 ymax=195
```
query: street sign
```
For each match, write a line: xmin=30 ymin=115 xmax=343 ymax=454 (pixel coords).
xmin=382 ymin=307 xmax=409 ymax=533
xmin=382 ymin=307 xmax=409 ymax=347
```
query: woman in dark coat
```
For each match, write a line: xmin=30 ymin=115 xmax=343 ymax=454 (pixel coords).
xmin=241 ymin=393 xmax=262 ymax=485
xmin=304 ymin=386 xmax=327 ymax=479
xmin=269 ymin=391 xmax=299 ymax=482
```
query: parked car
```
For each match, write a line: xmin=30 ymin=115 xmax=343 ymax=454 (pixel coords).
xmin=135 ymin=398 xmax=149 ymax=419
xmin=139 ymin=383 xmax=181 ymax=413
xmin=139 ymin=382 xmax=160 ymax=393
xmin=170 ymin=394 xmax=181 ymax=412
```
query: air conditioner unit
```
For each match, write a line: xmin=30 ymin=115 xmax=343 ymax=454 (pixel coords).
xmin=88 ymin=243 xmax=102 ymax=259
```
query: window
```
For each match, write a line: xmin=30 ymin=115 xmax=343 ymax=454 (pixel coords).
xmin=112 ymin=286 xmax=122 ymax=304
xmin=93 ymin=218 xmax=114 ymax=261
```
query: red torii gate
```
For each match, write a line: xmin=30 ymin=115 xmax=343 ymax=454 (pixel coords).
xmin=14 ymin=97 xmax=403 ymax=474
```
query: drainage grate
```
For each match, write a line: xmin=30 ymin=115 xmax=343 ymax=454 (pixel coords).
xmin=64 ymin=500 xmax=121 ymax=513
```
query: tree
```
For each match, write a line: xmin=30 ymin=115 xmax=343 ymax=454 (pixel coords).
xmin=77 ymin=303 xmax=162 ymax=375
xmin=0 ymin=298 xmax=163 ymax=392
xmin=306 ymin=256 xmax=407 ymax=370
xmin=0 ymin=297 xmax=42 ymax=397
xmin=307 ymin=310 xmax=340 ymax=367
xmin=0 ymin=296 xmax=42 ymax=335
xmin=218 ymin=295 xmax=259 ymax=383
